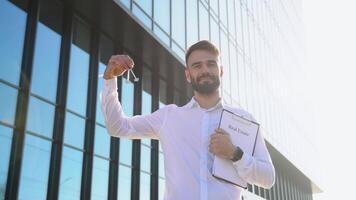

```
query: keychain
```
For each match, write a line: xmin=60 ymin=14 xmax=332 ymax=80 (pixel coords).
xmin=98 ymin=69 xmax=139 ymax=82
xmin=127 ymin=69 xmax=139 ymax=82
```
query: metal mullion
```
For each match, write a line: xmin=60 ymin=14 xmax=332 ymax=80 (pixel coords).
xmin=150 ymin=61 xmax=160 ymax=200
xmin=25 ymin=130 xmax=54 ymax=142
xmin=65 ymin=109 xmax=88 ymax=120
xmin=29 ymin=93 xmax=57 ymax=107
xmin=131 ymin=58 xmax=143 ymax=200
xmin=0 ymin=121 xmax=16 ymax=129
xmin=0 ymin=79 xmax=21 ymax=90
xmin=46 ymin=0 xmax=74 ymax=199
xmin=108 ymin=46 xmax=123 ymax=200
xmin=132 ymin=1 xmax=152 ymax=19
xmin=80 ymin=0 xmax=101 ymax=198
xmin=62 ymin=143 xmax=86 ymax=152
xmin=5 ymin=0 xmax=39 ymax=199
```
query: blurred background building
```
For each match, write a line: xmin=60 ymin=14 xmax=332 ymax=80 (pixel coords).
xmin=0 ymin=0 xmax=322 ymax=199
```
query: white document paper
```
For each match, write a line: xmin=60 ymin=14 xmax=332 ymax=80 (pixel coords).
xmin=212 ymin=109 xmax=260 ymax=188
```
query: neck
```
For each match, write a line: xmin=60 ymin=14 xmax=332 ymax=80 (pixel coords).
xmin=193 ymin=90 xmax=221 ymax=109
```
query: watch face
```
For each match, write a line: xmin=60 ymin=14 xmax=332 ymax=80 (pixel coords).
xmin=231 ymin=147 xmax=243 ymax=162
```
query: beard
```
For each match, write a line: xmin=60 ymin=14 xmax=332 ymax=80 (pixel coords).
xmin=190 ymin=73 xmax=220 ymax=95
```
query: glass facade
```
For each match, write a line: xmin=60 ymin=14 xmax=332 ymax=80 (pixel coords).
xmin=0 ymin=0 xmax=318 ymax=200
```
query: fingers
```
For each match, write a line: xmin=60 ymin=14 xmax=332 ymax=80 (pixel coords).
xmin=105 ymin=55 xmax=135 ymax=78
xmin=215 ymin=128 xmax=227 ymax=134
xmin=122 ymin=55 xmax=134 ymax=69
xmin=110 ymin=55 xmax=133 ymax=70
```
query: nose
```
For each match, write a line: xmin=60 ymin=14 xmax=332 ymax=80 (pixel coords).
xmin=200 ymin=63 xmax=211 ymax=73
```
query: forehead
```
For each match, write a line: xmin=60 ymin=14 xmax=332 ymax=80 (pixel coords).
xmin=187 ymin=50 xmax=218 ymax=66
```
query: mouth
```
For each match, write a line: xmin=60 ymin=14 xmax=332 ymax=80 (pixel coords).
xmin=198 ymin=76 xmax=213 ymax=82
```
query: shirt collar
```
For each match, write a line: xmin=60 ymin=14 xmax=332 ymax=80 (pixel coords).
xmin=185 ymin=97 xmax=224 ymax=111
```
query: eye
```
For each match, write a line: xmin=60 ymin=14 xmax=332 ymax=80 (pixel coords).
xmin=192 ymin=64 xmax=201 ymax=69
xmin=208 ymin=62 xmax=218 ymax=68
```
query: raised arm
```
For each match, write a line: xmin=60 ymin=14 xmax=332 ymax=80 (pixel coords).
xmin=100 ymin=55 xmax=168 ymax=139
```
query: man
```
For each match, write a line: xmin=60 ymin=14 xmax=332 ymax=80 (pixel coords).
xmin=101 ymin=40 xmax=275 ymax=200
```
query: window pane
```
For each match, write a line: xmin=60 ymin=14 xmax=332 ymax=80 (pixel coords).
xmin=0 ymin=125 xmax=13 ymax=199
xmin=154 ymin=0 xmax=170 ymax=33
xmin=140 ymin=145 xmax=150 ymax=173
xmin=219 ymin=0 xmax=228 ymax=27
xmin=199 ymin=2 xmax=209 ymax=41
xmin=230 ymin=45 xmax=238 ymax=100
xmin=63 ymin=112 xmax=85 ymax=149
xmin=30 ymin=23 xmax=61 ymax=102
xmin=159 ymin=177 xmax=165 ymax=200
xmin=121 ymin=78 xmax=134 ymax=116
xmin=118 ymin=0 xmax=130 ymax=9
xmin=159 ymin=152 xmax=165 ymax=178
xmin=0 ymin=83 xmax=18 ymax=125
xmin=238 ymin=54 xmax=246 ymax=107
xmin=133 ymin=4 xmax=152 ymax=29
xmin=220 ymin=31 xmax=231 ymax=94
xmin=18 ymin=134 xmax=51 ymax=200
xmin=66 ymin=19 xmax=91 ymax=116
xmin=172 ymin=42 xmax=185 ymax=61
xmin=91 ymin=157 xmax=109 ymax=200
xmin=120 ymin=77 xmax=134 ymax=165
xmin=210 ymin=17 xmax=220 ymax=49
xmin=94 ymin=125 xmax=110 ymax=158
xmin=172 ymin=0 xmax=185 ymax=48
xmin=66 ymin=44 xmax=89 ymax=115
xmin=0 ymin=1 xmax=27 ymax=85
xmin=228 ymin=0 xmax=236 ymax=38
xmin=119 ymin=139 xmax=132 ymax=166
xmin=59 ymin=147 xmax=83 ymax=200
xmin=235 ymin=1 xmax=243 ymax=46
xmin=134 ymin=0 xmax=152 ymax=16
xmin=153 ymin=24 xmax=170 ymax=47
xmin=26 ymin=96 xmax=55 ymax=138
xmin=141 ymin=90 xmax=151 ymax=146
xmin=139 ymin=172 xmax=150 ymax=200
xmin=210 ymin=0 xmax=218 ymax=15
xmin=118 ymin=165 xmax=131 ymax=200
xmin=142 ymin=91 xmax=152 ymax=115
xmin=186 ymin=0 xmax=198 ymax=47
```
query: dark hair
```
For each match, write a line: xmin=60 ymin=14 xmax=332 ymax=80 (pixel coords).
xmin=185 ymin=40 xmax=219 ymax=66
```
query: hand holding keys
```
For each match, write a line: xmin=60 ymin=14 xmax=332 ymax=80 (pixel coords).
xmin=103 ymin=54 xmax=139 ymax=82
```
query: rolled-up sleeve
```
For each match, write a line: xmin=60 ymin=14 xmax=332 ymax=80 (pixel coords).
xmin=100 ymin=78 xmax=169 ymax=140
xmin=232 ymin=128 xmax=276 ymax=189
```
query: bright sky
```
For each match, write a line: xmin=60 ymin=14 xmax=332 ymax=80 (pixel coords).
xmin=302 ymin=0 xmax=356 ymax=199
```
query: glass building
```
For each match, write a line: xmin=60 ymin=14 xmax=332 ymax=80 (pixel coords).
xmin=0 ymin=0 xmax=322 ymax=199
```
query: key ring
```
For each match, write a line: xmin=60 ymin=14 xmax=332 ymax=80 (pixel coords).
xmin=126 ymin=69 xmax=139 ymax=82
xmin=98 ymin=69 xmax=139 ymax=83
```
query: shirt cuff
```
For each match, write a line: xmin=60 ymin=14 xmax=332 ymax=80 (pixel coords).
xmin=103 ymin=77 xmax=118 ymax=91
xmin=232 ymin=152 xmax=252 ymax=170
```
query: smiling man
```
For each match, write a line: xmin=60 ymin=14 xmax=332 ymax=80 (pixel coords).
xmin=101 ymin=40 xmax=275 ymax=200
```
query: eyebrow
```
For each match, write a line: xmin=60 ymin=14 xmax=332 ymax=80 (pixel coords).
xmin=190 ymin=59 xmax=218 ymax=67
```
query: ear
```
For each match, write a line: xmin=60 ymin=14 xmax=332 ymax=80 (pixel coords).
xmin=185 ymin=68 xmax=191 ymax=83
xmin=220 ymin=65 xmax=224 ymax=77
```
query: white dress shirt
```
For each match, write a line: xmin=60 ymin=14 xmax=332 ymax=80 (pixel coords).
xmin=100 ymin=78 xmax=275 ymax=200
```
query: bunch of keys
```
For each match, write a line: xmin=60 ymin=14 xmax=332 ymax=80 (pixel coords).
xmin=98 ymin=69 xmax=139 ymax=83
xmin=126 ymin=68 xmax=140 ymax=82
